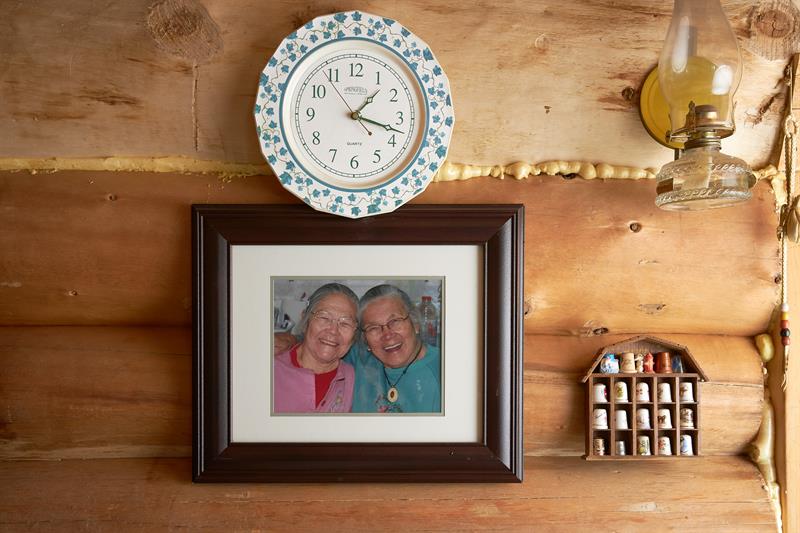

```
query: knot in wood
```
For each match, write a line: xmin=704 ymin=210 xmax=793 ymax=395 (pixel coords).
xmin=621 ymin=87 xmax=637 ymax=103
xmin=756 ymin=8 xmax=793 ymax=39
xmin=746 ymin=0 xmax=800 ymax=60
xmin=147 ymin=0 xmax=223 ymax=64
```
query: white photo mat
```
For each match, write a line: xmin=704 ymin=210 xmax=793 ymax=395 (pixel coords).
xmin=231 ymin=244 xmax=483 ymax=443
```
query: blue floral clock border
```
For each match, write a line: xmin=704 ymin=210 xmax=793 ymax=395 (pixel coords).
xmin=254 ymin=11 xmax=454 ymax=218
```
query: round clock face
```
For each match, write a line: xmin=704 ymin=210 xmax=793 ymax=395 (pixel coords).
xmin=256 ymin=11 xmax=454 ymax=218
xmin=284 ymin=40 xmax=425 ymax=190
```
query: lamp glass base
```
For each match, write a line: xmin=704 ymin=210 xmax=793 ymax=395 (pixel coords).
xmin=655 ymin=187 xmax=751 ymax=210
xmin=655 ymin=145 xmax=754 ymax=211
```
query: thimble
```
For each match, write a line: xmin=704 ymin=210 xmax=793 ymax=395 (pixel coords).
xmin=636 ymin=381 xmax=650 ymax=402
xmin=614 ymin=381 xmax=629 ymax=402
xmin=680 ymin=435 xmax=694 ymax=456
xmin=615 ymin=409 xmax=629 ymax=429
xmin=615 ymin=440 xmax=626 ymax=456
xmin=637 ymin=435 xmax=651 ymax=455
xmin=656 ymin=408 xmax=672 ymax=429
xmin=636 ymin=408 xmax=651 ymax=429
xmin=680 ymin=407 xmax=695 ymax=428
xmin=593 ymin=383 xmax=608 ymax=403
xmin=593 ymin=408 xmax=608 ymax=429
xmin=679 ymin=382 xmax=695 ymax=402
xmin=658 ymin=382 xmax=672 ymax=403
xmin=658 ymin=436 xmax=672 ymax=455
xmin=620 ymin=352 xmax=636 ymax=373
xmin=656 ymin=351 xmax=672 ymax=373
xmin=593 ymin=438 xmax=606 ymax=456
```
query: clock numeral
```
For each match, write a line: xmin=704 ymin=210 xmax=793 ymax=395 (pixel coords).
xmin=312 ymin=131 xmax=320 ymax=145
xmin=349 ymin=62 xmax=364 ymax=77
xmin=376 ymin=71 xmax=381 ymax=85
xmin=395 ymin=111 xmax=404 ymax=125
xmin=325 ymin=68 xmax=339 ymax=83
xmin=349 ymin=155 xmax=359 ymax=169
xmin=328 ymin=148 xmax=337 ymax=162
xmin=311 ymin=84 xmax=326 ymax=99
xmin=306 ymin=108 xmax=315 ymax=121
xmin=389 ymin=88 xmax=398 ymax=102
xmin=388 ymin=134 xmax=397 ymax=147
xmin=372 ymin=150 xmax=382 ymax=163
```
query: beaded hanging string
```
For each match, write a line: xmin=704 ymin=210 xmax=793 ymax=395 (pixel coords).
xmin=779 ymin=56 xmax=799 ymax=390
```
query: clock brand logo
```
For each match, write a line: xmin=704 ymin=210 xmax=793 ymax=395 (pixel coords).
xmin=342 ymin=86 xmax=368 ymax=96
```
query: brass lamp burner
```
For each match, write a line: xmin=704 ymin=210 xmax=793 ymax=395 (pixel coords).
xmin=671 ymin=102 xmax=735 ymax=148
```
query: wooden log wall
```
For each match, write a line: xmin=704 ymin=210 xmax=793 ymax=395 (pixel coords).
xmin=1 ymin=0 xmax=794 ymax=530
xmin=0 ymin=173 xmax=779 ymax=529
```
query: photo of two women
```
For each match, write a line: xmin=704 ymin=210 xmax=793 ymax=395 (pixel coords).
xmin=272 ymin=278 xmax=443 ymax=415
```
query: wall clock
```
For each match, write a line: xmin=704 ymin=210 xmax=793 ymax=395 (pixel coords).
xmin=255 ymin=11 xmax=454 ymax=218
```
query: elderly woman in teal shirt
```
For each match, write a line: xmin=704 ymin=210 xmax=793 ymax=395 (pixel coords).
xmin=348 ymin=284 xmax=441 ymax=413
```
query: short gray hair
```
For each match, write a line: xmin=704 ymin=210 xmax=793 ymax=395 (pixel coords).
xmin=358 ymin=284 xmax=421 ymax=330
xmin=297 ymin=283 xmax=359 ymax=334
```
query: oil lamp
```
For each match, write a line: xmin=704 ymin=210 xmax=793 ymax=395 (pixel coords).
xmin=639 ymin=0 xmax=756 ymax=210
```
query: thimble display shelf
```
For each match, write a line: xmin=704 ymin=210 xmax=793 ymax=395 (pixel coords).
xmin=580 ymin=335 xmax=709 ymax=461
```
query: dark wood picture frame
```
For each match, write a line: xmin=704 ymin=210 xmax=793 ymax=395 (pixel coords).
xmin=192 ymin=204 xmax=524 ymax=482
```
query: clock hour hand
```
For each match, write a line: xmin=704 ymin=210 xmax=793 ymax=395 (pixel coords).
xmin=355 ymin=90 xmax=380 ymax=113
xmin=350 ymin=112 xmax=405 ymax=134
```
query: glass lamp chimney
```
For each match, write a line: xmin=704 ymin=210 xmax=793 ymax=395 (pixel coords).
xmin=654 ymin=0 xmax=755 ymax=211
xmin=658 ymin=0 xmax=741 ymax=141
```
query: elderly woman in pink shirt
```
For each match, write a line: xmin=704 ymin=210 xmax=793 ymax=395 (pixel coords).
xmin=273 ymin=283 xmax=358 ymax=413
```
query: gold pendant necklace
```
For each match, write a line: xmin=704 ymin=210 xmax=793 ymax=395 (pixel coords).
xmin=382 ymin=342 xmax=423 ymax=404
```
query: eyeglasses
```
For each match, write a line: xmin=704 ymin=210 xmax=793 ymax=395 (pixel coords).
xmin=362 ymin=314 xmax=409 ymax=337
xmin=310 ymin=311 xmax=357 ymax=332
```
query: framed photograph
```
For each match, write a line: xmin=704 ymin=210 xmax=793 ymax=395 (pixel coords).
xmin=193 ymin=204 xmax=524 ymax=482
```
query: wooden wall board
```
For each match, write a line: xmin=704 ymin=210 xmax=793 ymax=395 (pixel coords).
xmin=0 ymin=1 xmax=787 ymax=171
xmin=425 ymin=176 xmax=781 ymax=336
xmin=0 ymin=1 xmax=196 ymax=158
xmin=0 ymin=456 xmax=776 ymax=531
xmin=0 ymin=327 xmax=191 ymax=460
xmin=0 ymin=170 xmax=780 ymax=334
xmin=0 ymin=327 xmax=761 ymax=460
xmin=0 ymin=170 xmax=293 ymax=326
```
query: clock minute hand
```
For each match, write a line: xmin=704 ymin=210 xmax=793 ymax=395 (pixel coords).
xmin=353 ymin=113 xmax=405 ymax=134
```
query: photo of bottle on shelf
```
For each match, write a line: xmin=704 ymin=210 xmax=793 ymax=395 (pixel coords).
xmin=417 ymin=295 xmax=439 ymax=347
